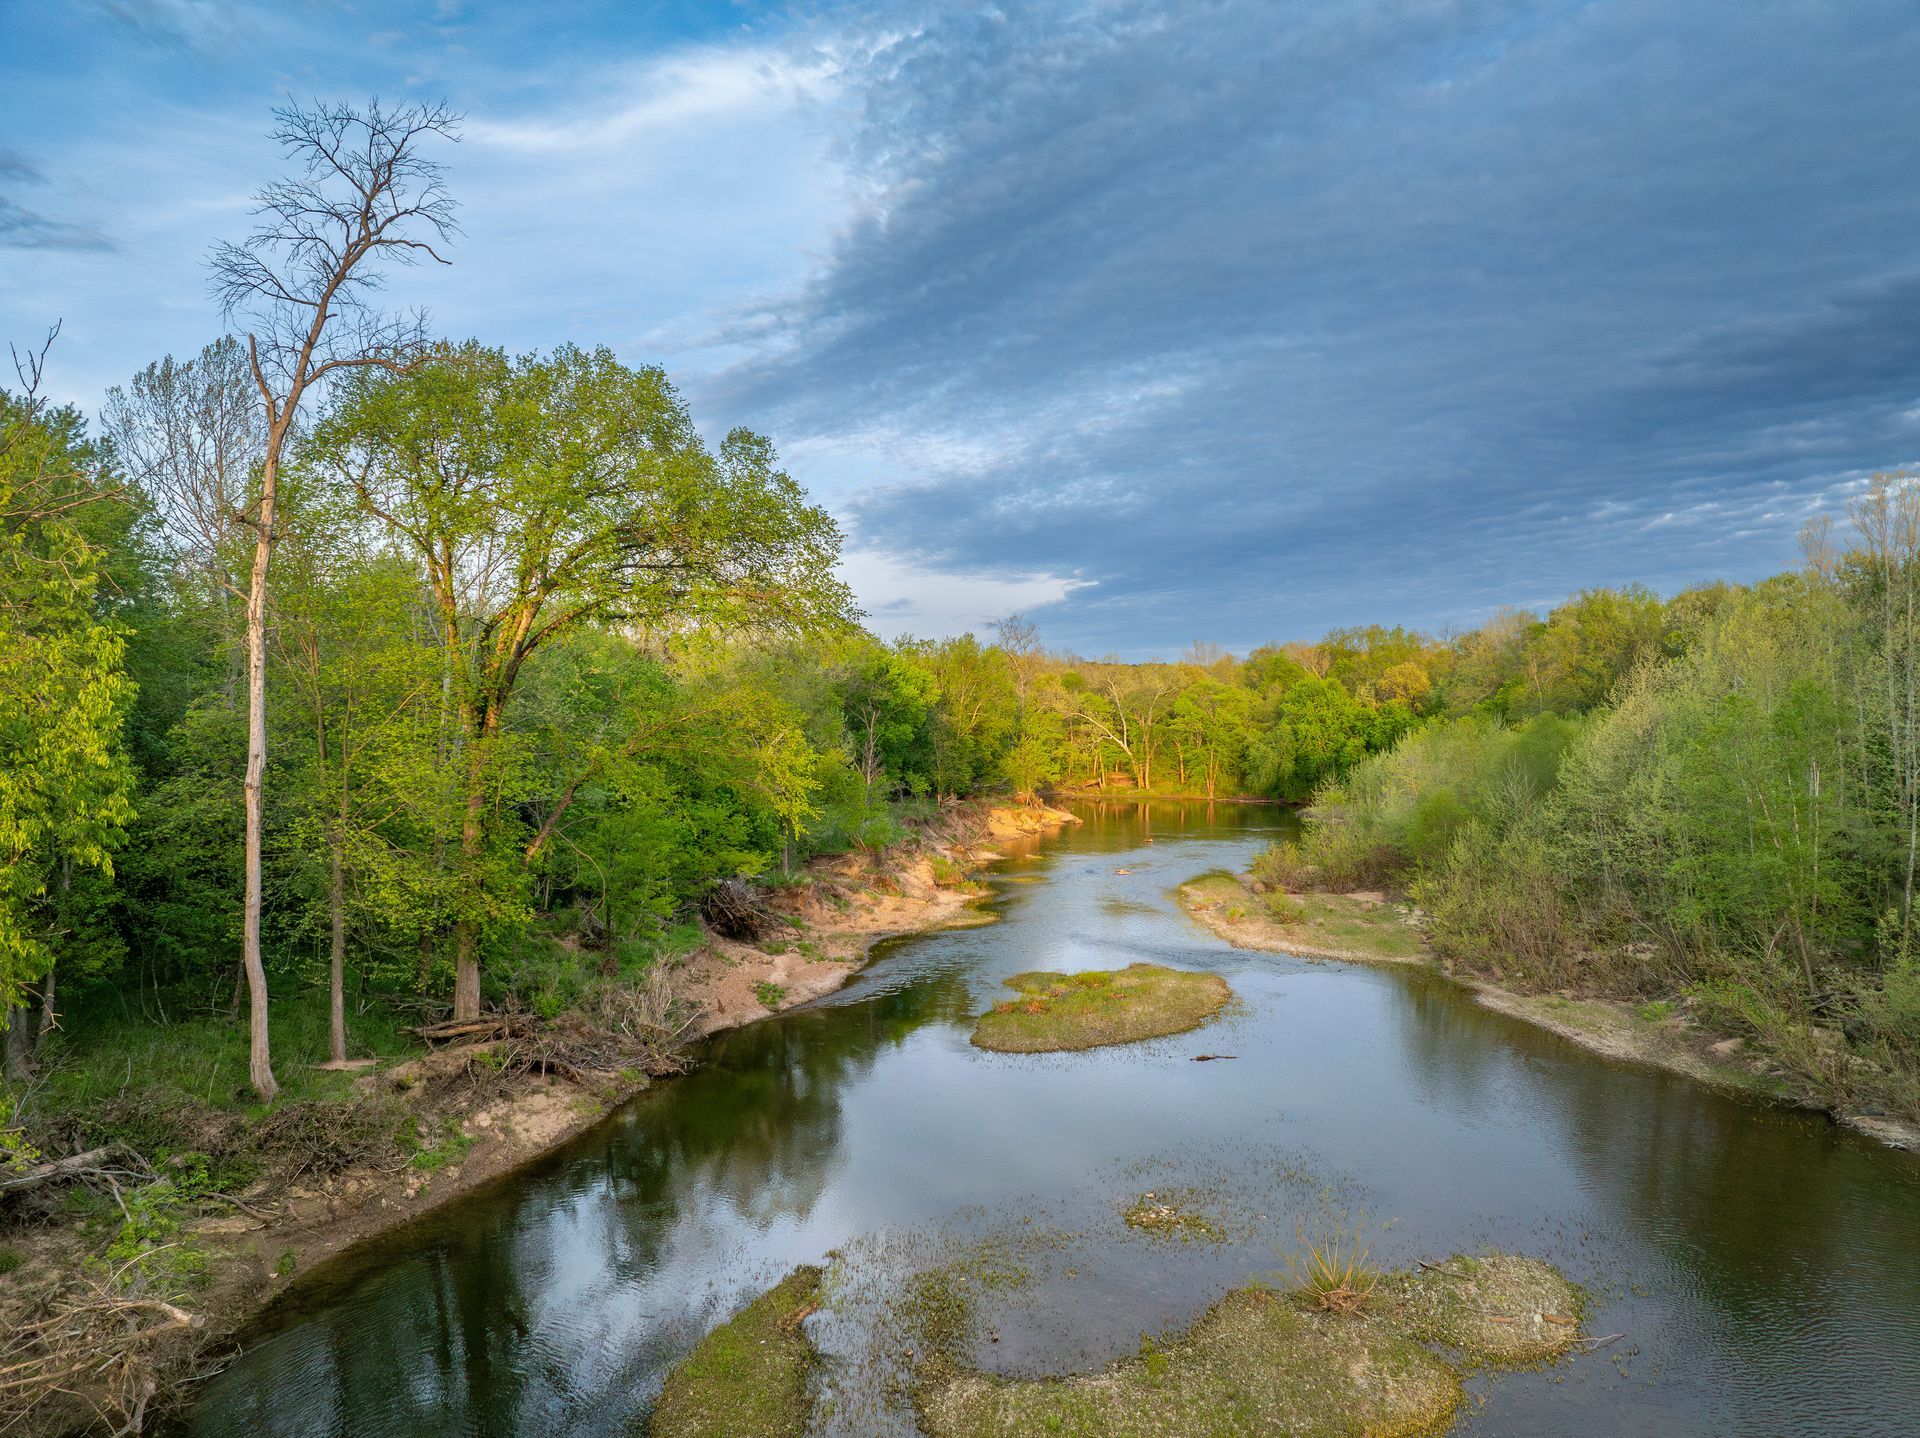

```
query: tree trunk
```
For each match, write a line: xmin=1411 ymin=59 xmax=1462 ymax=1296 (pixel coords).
xmin=328 ymin=838 xmax=348 ymax=1066
xmin=451 ymin=717 xmax=494 ymax=1023
xmin=241 ymin=451 xmax=279 ymax=1102
xmin=3 ymin=1004 xmax=33 ymax=1084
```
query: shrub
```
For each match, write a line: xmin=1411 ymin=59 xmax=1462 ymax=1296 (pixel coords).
xmin=1286 ymin=1230 xmax=1378 ymax=1315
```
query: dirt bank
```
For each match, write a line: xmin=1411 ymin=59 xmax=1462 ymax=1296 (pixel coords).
xmin=1177 ymin=869 xmax=1920 ymax=1154
xmin=678 ymin=802 xmax=1078 ymax=1036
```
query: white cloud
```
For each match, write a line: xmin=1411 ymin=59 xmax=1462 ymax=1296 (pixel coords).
xmin=839 ymin=548 xmax=1090 ymax=640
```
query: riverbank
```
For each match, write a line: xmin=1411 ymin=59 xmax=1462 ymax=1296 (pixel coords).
xmin=0 ymin=800 xmax=1079 ymax=1436
xmin=1178 ymin=868 xmax=1920 ymax=1154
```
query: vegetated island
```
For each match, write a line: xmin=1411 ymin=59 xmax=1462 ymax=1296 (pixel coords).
xmin=650 ymin=1265 xmax=822 ymax=1438
xmin=666 ymin=1247 xmax=1583 ymax=1438
xmin=970 ymin=964 xmax=1233 ymax=1053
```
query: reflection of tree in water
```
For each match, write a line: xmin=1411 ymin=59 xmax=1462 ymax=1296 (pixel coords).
xmin=174 ymin=967 xmax=976 ymax=1438
xmin=1068 ymin=797 xmax=1287 ymax=849
xmin=601 ymin=965 xmax=977 ymax=1240
xmin=1386 ymin=968 xmax=1920 ymax=1425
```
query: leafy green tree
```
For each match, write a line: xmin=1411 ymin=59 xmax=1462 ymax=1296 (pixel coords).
xmin=1169 ymin=678 xmax=1254 ymax=798
xmin=0 ymin=388 xmax=136 ymax=1075
xmin=310 ymin=342 xmax=851 ymax=1019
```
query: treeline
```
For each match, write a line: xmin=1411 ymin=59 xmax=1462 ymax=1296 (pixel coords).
xmin=1267 ymin=485 xmax=1920 ymax=1118
xmin=0 ymin=321 xmax=1691 ymax=1082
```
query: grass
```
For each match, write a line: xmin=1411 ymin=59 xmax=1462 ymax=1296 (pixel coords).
xmin=908 ymin=1248 xmax=1583 ymax=1438
xmin=1383 ymin=1254 xmax=1584 ymax=1365
xmin=1122 ymin=1192 xmax=1224 ymax=1242
xmin=650 ymin=1266 xmax=822 ymax=1438
xmin=914 ymin=1282 xmax=1460 ymax=1438
xmin=1287 ymin=1231 xmax=1379 ymax=1315
xmin=406 ymin=1118 xmax=476 ymax=1173
xmin=32 ymin=986 xmax=418 ymax=1124
xmin=969 ymin=964 xmax=1233 ymax=1053
xmin=756 ymin=981 xmax=788 ymax=1011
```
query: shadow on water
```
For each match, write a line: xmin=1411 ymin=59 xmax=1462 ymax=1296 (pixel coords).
xmin=171 ymin=801 xmax=1920 ymax=1438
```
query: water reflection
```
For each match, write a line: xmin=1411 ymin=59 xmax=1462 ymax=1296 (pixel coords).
xmin=175 ymin=802 xmax=1920 ymax=1438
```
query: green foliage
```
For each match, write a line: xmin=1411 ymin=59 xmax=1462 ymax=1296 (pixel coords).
xmin=407 ymin=1119 xmax=475 ymax=1172
xmin=755 ymin=981 xmax=787 ymax=1010
xmin=0 ymin=391 xmax=137 ymax=1010
xmin=1286 ymin=1228 xmax=1379 ymax=1314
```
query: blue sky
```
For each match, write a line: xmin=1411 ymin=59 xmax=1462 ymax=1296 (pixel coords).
xmin=4 ymin=1 xmax=1919 ymax=656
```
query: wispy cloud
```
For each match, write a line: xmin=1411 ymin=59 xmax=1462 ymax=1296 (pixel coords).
xmin=0 ymin=195 xmax=114 ymax=252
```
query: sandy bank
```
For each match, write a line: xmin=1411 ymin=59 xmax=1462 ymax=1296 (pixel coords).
xmin=1177 ymin=869 xmax=1920 ymax=1154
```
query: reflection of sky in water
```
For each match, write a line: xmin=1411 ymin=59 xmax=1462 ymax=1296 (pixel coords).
xmin=173 ymin=802 xmax=1920 ymax=1438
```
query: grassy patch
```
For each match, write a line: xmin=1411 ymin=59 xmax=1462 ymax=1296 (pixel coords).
xmin=970 ymin=964 xmax=1233 ymax=1053
xmin=1122 ymin=1192 xmax=1224 ymax=1242
xmin=650 ymin=1265 xmax=822 ymax=1438
xmin=915 ymin=1282 xmax=1460 ymax=1438
xmin=756 ymin=981 xmax=788 ymax=1010
xmin=908 ymin=1248 xmax=1583 ymax=1438
xmin=1384 ymin=1254 xmax=1584 ymax=1365
xmin=407 ymin=1119 xmax=476 ymax=1173
xmin=1286 ymin=1231 xmax=1379 ymax=1315
xmin=33 ymin=987 xmax=417 ymax=1128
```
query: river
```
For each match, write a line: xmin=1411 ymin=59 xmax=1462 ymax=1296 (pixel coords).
xmin=173 ymin=800 xmax=1920 ymax=1436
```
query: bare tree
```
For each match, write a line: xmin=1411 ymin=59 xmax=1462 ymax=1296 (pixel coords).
xmin=994 ymin=613 xmax=1045 ymax=703
xmin=208 ymin=98 xmax=458 ymax=1100
xmin=104 ymin=338 xmax=264 ymax=688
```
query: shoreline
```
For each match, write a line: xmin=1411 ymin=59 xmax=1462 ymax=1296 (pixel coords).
xmin=7 ymin=800 xmax=1080 ymax=1436
xmin=1177 ymin=870 xmax=1920 ymax=1154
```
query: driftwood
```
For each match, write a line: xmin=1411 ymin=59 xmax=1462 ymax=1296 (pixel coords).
xmin=0 ymin=1147 xmax=115 ymax=1192
xmin=1191 ymin=1054 xmax=1238 ymax=1062
xmin=409 ymin=1018 xmax=513 ymax=1043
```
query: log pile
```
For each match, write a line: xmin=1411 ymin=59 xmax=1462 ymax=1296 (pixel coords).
xmin=700 ymin=877 xmax=772 ymax=941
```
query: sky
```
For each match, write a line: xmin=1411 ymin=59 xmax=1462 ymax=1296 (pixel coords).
xmin=4 ymin=0 xmax=1919 ymax=657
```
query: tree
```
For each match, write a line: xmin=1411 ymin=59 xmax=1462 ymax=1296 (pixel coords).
xmin=836 ymin=643 xmax=938 ymax=799
xmin=309 ymin=343 xmax=851 ymax=1020
xmin=208 ymin=98 xmax=459 ymax=1099
xmin=1169 ymin=678 xmax=1253 ymax=798
xmin=271 ymin=507 xmax=436 ymax=1066
xmin=103 ymin=338 xmax=264 ymax=686
xmin=1 ymin=354 xmax=136 ymax=1079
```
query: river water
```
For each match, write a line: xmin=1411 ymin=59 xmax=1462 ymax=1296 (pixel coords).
xmin=174 ymin=801 xmax=1920 ymax=1437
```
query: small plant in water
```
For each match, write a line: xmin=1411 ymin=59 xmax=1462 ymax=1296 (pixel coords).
xmin=1288 ymin=1229 xmax=1378 ymax=1315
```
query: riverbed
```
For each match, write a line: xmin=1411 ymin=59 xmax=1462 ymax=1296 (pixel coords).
xmin=172 ymin=801 xmax=1920 ymax=1436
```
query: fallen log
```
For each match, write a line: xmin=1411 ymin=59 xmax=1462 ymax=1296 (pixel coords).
xmin=408 ymin=1018 xmax=505 ymax=1042
xmin=0 ymin=1147 xmax=115 ymax=1192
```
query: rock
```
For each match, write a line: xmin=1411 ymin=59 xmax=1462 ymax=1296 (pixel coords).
xmin=1709 ymin=1037 xmax=1742 ymax=1057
